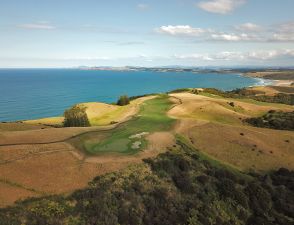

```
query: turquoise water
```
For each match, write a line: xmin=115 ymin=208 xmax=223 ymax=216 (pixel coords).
xmin=0 ymin=69 xmax=261 ymax=122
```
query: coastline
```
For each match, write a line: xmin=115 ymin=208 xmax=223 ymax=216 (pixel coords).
xmin=243 ymin=70 xmax=294 ymax=87
xmin=271 ymin=80 xmax=293 ymax=86
xmin=0 ymin=69 xmax=292 ymax=123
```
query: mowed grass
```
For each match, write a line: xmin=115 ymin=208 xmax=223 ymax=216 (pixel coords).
xmin=83 ymin=95 xmax=175 ymax=155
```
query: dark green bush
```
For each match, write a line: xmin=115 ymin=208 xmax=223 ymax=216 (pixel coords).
xmin=245 ymin=110 xmax=294 ymax=131
xmin=117 ymin=95 xmax=130 ymax=106
xmin=202 ymin=88 xmax=294 ymax=105
xmin=63 ymin=105 xmax=90 ymax=127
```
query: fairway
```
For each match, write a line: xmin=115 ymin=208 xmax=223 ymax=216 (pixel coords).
xmin=77 ymin=95 xmax=175 ymax=155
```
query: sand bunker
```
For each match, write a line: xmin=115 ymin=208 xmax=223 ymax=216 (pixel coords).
xmin=129 ymin=132 xmax=149 ymax=139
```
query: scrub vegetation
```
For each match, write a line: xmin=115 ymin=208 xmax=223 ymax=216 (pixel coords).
xmin=0 ymin=138 xmax=293 ymax=225
xmin=117 ymin=95 xmax=130 ymax=106
xmin=201 ymin=88 xmax=294 ymax=105
xmin=245 ymin=110 xmax=294 ymax=131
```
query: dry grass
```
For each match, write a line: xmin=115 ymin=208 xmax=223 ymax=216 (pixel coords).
xmin=0 ymin=182 xmax=39 ymax=207
xmin=247 ymin=85 xmax=294 ymax=96
xmin=246 ymin=70 xmax=294 ymax=80
xmin=24 ymin=117 xmax=64 ymax=126
xmin=0 ymin=142 xmax=130 ymax=206
xmin=0 ymin=122 xmax=48 ymax=131
xmin=24 ymin=96 xmax=155 ymax=127
xmin=185 ymin=122 xmax=294 ymax=172
xmin=0 ymin=127 xmax=100 ymax=145
xmin=169 ymin=93 xmax=294 ymax=172
xmin=0 ymin=130 xmax=175 ymax=206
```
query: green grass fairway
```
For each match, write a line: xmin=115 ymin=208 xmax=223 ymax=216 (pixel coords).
xmin=83 ymin=95 xmax=175 ymax=155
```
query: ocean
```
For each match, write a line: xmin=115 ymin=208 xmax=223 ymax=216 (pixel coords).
xmin=0 ymin=69 xmax=263 ymax=122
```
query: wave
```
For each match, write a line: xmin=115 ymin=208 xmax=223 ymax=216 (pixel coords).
xmin=252 ymin=78 xmax=274 ymax=87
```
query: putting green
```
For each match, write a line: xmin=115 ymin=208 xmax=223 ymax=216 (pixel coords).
xmin=84 ymin=95 xmax=175 ymax=155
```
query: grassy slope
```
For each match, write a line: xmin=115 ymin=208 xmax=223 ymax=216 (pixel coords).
xmin=72 ymin=95 xmax=175 ymax=155
xmin=24 ymin=97 xmax=150 ymax=127
xmin=169 ymin=92 xmax=294 ymax=172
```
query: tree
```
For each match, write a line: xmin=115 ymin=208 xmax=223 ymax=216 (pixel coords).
xmin=63 ymin=105 xmax=90 ymax=127
xmin=117 ymin=95 xmax=130 ymax=106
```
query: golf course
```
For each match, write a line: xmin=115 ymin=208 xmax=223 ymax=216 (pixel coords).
xmin=0 ymin=86 xmax=293 ymax=210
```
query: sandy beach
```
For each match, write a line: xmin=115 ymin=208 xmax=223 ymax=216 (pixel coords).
xmin=272 ymin=80 xmax=294 ymax=86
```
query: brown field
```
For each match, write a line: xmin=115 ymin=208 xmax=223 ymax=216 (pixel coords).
xmin=246 ymin=86 xmax=282 ymax=96
xmin=0 ymin=95 xmax=171 ymax=207
xmin=0 ymin=132 xmax=175 ymax=207
xmin=169 ymin=93 xmax=294 ymax=172
xmin=246 ymin=85 xmax=294 ymax=96
xmin=0 ymin=126 xmax=100 ymax=145
xmin=0 ymin=122 xmax=48 ymax=131
xmin=0 ymin=182 xmax=39 ymax=208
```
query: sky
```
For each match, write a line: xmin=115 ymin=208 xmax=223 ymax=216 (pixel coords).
xmin=0 ymin=0 xmax=294 ymax=68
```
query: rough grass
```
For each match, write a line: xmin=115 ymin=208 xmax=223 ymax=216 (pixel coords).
xmin=89 ymin=107 xmax=125 ymax=125
xmin=169 ymin=93 xmax=294 ymax=172
xmin=175 ymin=134 xmax=252 ymax=180
xmin=200 ymin=92 xmax=289 ymax=107
xmin=83 ymin=96 xmax=175 ymax=155
xmin=24 ymin=117 xmax=64 ymax=127
xmin=0 ymin=122 xmax=48 ymax=131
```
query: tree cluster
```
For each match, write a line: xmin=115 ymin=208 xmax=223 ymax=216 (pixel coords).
xmin=63 ymin=105 xmax=90 ymax=127
xmin=117 ymin=95 xmax=130 ymax=106
xmin=0 ymin=139 xmax=293 ymax=225
xmin=245 ymin=110 xmax=294 ymax=131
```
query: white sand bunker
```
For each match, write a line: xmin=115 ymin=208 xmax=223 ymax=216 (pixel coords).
xmin=129 ymin=132 xmax=149 ymax=139
xmin=131 ymin=141 xmax=141 ymax=149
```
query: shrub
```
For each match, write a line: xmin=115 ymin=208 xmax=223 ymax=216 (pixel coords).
xmin=245 ymin=111 xmax=294 ymax=131
xmin=63 ymin=105 xmax=90 ymax=127
xmin=117 ymin=95 xmax=130 ymax=106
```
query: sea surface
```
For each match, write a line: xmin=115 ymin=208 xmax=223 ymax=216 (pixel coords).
xmin=0 ymin=69 xmax=264 ymax=122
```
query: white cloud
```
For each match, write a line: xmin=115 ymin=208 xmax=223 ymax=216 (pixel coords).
xmin=270 ymin=33 xmax=294 ymax=42
xmin=18 ymin=22 xmax=56 ymax=30
xmin=197 ymin=0 xmax=246 ymax=14
xmin=210 ymin=33 xmax=261 ymax=41
xmin=211 ymin=33 xmax=242 ymax=41
xmin=156 ymin=25 xmax=207 ymax=36
xmin=156 ymin=21 xmax=294 ymax=42
xmin=235 ymin=23 xmax=262 ymax=32
xmin=137 ymin=3 xmax=149 ymax=10
xmin=156 ymin=24 xmax=260 ymax=41
xmin=62 ymin=56 xmax=112 ymax=61
xmin=269 ymin=21 xmax=294 ymax=42
xmin=275 ymin=21 xmax=294 ymax=33
xmin=173 ymin=49 xmax=294 ymax=61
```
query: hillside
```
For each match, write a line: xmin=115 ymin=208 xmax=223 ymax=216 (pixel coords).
xmin=0 ymin=87 xmax=293 ymax=210
xmin=0 ymin=138 xmax=293 ymax=225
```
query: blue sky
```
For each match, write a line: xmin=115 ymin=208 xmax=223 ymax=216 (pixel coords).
xmin=1 ymin=0 xmax=294 ymax=67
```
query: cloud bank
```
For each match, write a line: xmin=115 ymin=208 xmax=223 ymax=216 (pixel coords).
xmin=197 ymin=0 xmax=246 ymax=14
xmin=18 ymin=22 xmax=56 ymax=30
xmin=156 ymin=21 xmax=294 ymax=42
